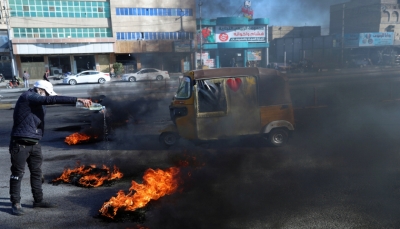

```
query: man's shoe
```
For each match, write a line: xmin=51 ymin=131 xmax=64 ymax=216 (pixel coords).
xmin=12 ymin=203 xmax=25 ymax=216
xmin=33 ymin=201 xmax=57 ymax=208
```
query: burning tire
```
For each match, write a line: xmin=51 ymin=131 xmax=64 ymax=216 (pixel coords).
xmin=265 ymin=128 xmax=289 ymax=147
xmin=159 ymin=132 xmax=179 ymax=146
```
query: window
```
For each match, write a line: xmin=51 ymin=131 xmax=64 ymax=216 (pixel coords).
xmin=49 ymin=6 xmax=55 ymax=11
xmin=197 ymin=79 xmax=227 ymax=113
xmin=98 ymin=7 xmax=103 ymax=12
xmin=23 ymin=5 xmax=29 ymax=11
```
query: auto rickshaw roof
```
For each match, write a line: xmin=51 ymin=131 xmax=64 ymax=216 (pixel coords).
xmin=190 ymin=67 xmax=286 ymax=81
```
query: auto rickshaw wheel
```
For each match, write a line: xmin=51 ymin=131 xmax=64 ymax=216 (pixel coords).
xmin=159 ymin=132 xmax=179 ymax=146
xmin=266 ymin=128 xmax=288 ymax=147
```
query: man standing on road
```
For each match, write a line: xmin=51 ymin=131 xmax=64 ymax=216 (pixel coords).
xmin=23 ymin=71 xmax=30 ymax=88
xmin=43 ymin=69 xmax=50 ymax=82
xmin=9 ymin=80 xmax=92 ymax=216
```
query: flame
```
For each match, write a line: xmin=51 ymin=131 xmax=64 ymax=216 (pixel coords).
xmin=99 ymin=167 xmax=181 ymax=219
xmin=65 ymin=132 xmax=96 ymax=145
xmin=52 ymin=164 xmax=123 ymax=188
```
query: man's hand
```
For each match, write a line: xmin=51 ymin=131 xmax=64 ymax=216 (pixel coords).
xmin=77 ymin=98 xmax=92 ymax=108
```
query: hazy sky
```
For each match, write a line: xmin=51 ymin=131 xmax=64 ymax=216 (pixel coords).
xmin=197 ymin=0 xmax=349 ymax=34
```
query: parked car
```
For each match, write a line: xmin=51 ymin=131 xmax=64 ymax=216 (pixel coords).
xmin=62 ymin=71 xmax=110 ymax=85
xmin=121 ymin=68 xmax=170 ymax=82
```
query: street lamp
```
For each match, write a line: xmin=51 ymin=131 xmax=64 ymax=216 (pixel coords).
xmin=199 ymin=1 xmax=203 ymax=69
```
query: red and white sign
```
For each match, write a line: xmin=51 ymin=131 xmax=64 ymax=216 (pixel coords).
xmin=216 ymin=26 xmax=265 ymax=43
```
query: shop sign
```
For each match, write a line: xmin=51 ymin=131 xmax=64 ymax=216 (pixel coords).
xmin=216 ymin=26 xmax=265 ymax=43
xmin=359 ymin=32 xmax=394 ymax=47
xmin=174 ymin=40 xmax=193 ymax=52
xmin=204 ymin=59 xmax=215 ymax=68
xmin=247 ymin=49 xmax=262 ymax=61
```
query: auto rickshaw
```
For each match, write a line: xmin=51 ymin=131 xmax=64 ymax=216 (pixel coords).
xmin=159 ymin=67 xmax=295 ymax=147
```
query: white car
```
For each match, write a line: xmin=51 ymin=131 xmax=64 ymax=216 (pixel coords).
xmin=121 ymin=68 xmax=170 ymax=82
xmin=62 ymin=71 xmax=111 ymax=85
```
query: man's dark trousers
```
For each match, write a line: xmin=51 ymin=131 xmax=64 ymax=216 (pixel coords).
xmin=9 ymin=140 xmax=43 ymax=204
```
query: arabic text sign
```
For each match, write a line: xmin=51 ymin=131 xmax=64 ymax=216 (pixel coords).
xmin=359 ymin=32 xmax=394 ymax=47
xmin=216 ymin=26 xmax=265 ymax=43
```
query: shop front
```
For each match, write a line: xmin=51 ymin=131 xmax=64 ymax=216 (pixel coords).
xmin=12 ymin=38 xmax=115 ymax=79
xmin=196 ymin=17 xmax=269 ymax=69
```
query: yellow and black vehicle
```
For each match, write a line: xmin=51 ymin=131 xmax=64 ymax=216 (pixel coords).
xmin=159 ymin=67 xmax=295 ymax=147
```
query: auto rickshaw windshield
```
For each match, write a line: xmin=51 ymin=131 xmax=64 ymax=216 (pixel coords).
xmin=175 ymin=76 xmax=191 ymax=99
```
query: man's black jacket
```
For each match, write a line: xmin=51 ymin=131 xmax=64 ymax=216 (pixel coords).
xmin=11 ymin=89 xmax=77 ymax=140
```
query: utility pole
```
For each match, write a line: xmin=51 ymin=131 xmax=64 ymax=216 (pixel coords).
xmin=1 ymin=2 xmax=16 ymax=77
xmin=341 ymin=3 xmax=345 ymax=68
xmin=199 ymin=1 xmax=203 ymax=69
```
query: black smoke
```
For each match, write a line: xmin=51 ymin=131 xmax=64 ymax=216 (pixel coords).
xmin=197 ymin=0 xmax=348 ymax=32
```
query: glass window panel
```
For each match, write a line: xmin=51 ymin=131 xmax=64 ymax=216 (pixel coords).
xmin=75 ymin=13 xmax=80 ymax=17
xmin=86 ymin=13 xmax=92 ymax=18
xmin=68 ymin=7 xmax=73 ymax=11
xmin=42 ymin=0 xmax=47 ymax=5
xmin=83 ymin=33 xmax=88 ymax=38
xmin=55 ymin=1 xmax=61 ymax=6
xmin=29 ymin=6 xmax=35 ymax=11
xmin=62 ymin=1 xmax=67 ymax=6
xmin=124 ymin=8 xmax=128 ymax=15
xmin=149 ymin=8 xmax=153 ymax=16
xmin=73 ymin=2 xmax=79 ymax=6
xmin=81 ymin=7 xmax=86 ymax=12
xmin=57 ymin=28 xmax=64 ymax=33
xmin=121 ymin=33 xmax=125 ymax=40
xmin=68 ymin=13 xmax=74 ymax=17
xmin=51 ymin=28 xmax=57 ymax=32
xmin=32 ymin=28 xmax=38 ymax=33
xmin=20 ymin=33 xmax=27 ymax=38
xmin=23 ymin=12 xmax=29 ymax=17
xmin=39 ymin=33 xmax=45 ymax=38
xmin=127 ymin=32 xmax=131 ymax=40
xmin=27 ymin=34 xmax=33 ymax=38
xmin=93 ymin=13 xmax=98 ymax=18
xmin=86 ymin=2 xmax=91 ymax=6
xmin=116 ymin=8 xmax=120 ymax=15
xmin=132 ymin=8 xmax=137 ymax=15
xmin=162 ymin=8 xmax=167 ymax=15
xmin=62 ymin=12 xmax=68 ymax=17
xmin=16 ymin=6 xmax=22 ymax=11
xmin=28 ymin=0 xmax=34 ymax=4
xmin=43 ymin=12 xmax=49 ymax=17
xmin=55 ymin=7 xmax=60 ymax=11
xmin=50 ymin=12 xmax=55 ymax=17
xmin=14 ymin=28 xmax=20 ymax=33
xmin=167 ymin=9 xmax=172 ymax=16
xmin=59 ymin=33 xmax=64 ymax=38
xmin=56 ymin=12 xmax=61 ymax=17
xmin=30 ymin=12 xmax=36 ymax=17
xmin=92 ymin=2 xmax=98 ymax=7
xmin=116 ymin=32 xmax=120 ymax=40
xmin=43 ymin=6 xmax=48 ymax=11
xmin=129 ymin=8 xmax=133 ymax=15
xmin=36 ymin=6 xmax=42 ymax=11
xmin=45 ymin=28 xmax=51 ymax=32
xmin=171 ymin=9 xmax=177 ymax=16
xmin=48 ymin=1 xmax=54 ymax=6
xmin=77 ymin=33 xmax=82 ymax=38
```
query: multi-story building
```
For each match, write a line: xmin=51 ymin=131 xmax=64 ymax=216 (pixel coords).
xmin=2 ymin=0 xmax=196 ymax=79
xmin=330 ymin=0 xmax=400 ymax=42
xmin=111 ymin=0 xmax=196 ymax=73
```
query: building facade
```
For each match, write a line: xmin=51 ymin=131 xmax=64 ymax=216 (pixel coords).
xmin=1 ymin=0 xmax=196 ymax=79
xmin=197 ymin=17 xmax=269 ymax=69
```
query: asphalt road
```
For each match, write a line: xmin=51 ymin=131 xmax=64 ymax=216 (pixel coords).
xmin=1 ymin=70 xmax=400 ymax=228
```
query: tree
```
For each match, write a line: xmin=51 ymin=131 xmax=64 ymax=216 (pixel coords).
xmin=112 ymin=62 xmax=124 ymax=78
